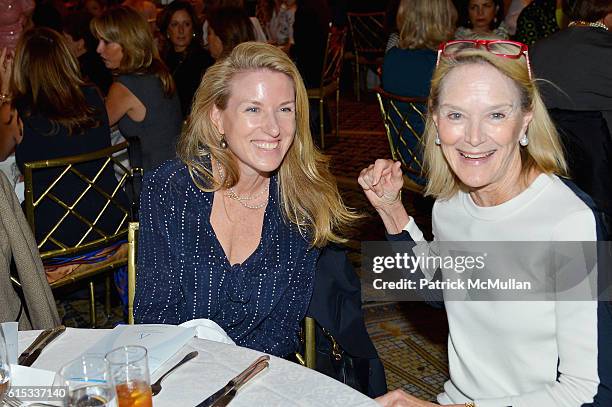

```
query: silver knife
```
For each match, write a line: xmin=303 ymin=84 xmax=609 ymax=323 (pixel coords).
xmin=196 ymin=355 xmax=269 ymax=407
xmin=214 ymin=362 xmax=269 ymax=407
xmin=19 ymin=325 xmax=66 ymax=366
xmin=17 ymin=328 xmax=54 ymax=364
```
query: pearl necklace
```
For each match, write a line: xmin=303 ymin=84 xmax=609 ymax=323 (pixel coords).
xmin=569 ymin=20 xmax=609 ymax=31
xmin=215 ymin=161 xmax=269 ymax=209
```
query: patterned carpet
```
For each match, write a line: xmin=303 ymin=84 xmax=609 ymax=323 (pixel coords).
xmin=56 ymin=91 xmax=449 ymax=401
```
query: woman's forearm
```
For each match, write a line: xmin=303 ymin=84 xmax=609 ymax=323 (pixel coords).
xmin=376 ymin=201 xmax=411 ymax=235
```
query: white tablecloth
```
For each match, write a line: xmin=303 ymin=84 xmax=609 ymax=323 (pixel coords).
xmin=18 ymin=329 xmax=377 ymax=407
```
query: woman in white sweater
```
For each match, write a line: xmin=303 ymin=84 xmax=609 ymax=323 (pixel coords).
xmin=361 ymin=40 xmax=611 ymax=407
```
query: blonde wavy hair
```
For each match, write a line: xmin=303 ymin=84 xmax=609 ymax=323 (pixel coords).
xmin=177 ymin=42 xmax=359 ymax=247
xmin=423 ymin=44 xmax=567 ymax=199
xmin=90 ymin=7 xmax=175 ymax=97
xmin=397 ymin=0 xmax=457 ymax=50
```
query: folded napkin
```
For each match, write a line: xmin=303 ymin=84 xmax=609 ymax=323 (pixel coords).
xmin=9 ymin=365 xmax=62 ymax=406
xmin=179 ymin=319 xmax=235 ymax=345
xmin=9 ymin=364 xmax=56 ymax=386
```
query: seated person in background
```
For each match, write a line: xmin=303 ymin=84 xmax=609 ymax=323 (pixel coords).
xmin=382 ymin=0 xmax=456 ymax=185
xmin=134 ymin=42 xmax=360 ymax=357
xmin=383 ymin=0 xmax=457 ymax=98
xmin=365 ymin=39 xmax=611 ymax=407
xmin=82 ymin=0 xmax=107 ymax=18
xmin=207 ymin=6 xmax=256 ymax=60
xmin=267 ymin=0 xmax=296 ymax=52
xmin=0 ymin=28 xmax=126 ymax=251
xmin=531 ymin=0 xmax=612 ymax=235
xmin=455 ymin=0 xmax=509 ymax=39
xmin=514 ymin=0 xmax=563 ymax=45
xmin=503 ymin=0 xmax=533 ymax=36
xmin=62 ymin=12 xmax=112 ymax=95
xmin=159 ymin=1 xmax=214 ymax=118
xmin=91 ymin=7 xmax=182 ymax=172
xmin=531 ymin=0 xmax=612 ymax=134
xmin=202 ymin=0 xmax=267 ymax=48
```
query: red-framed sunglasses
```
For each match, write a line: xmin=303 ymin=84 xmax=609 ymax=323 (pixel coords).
xmin=436 ymin=40 xmax=532 ymax=79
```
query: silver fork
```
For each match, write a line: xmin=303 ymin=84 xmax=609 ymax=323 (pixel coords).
xmin=3 ymin=394 xmax=59 ymax=407
xmin=3 ymin=394 xmax=22 ymax=407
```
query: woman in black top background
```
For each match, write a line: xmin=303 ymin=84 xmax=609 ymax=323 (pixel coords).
xmin=159 ymin=1 xmax=213 ymax=118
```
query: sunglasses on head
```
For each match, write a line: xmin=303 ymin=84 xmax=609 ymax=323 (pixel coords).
xmin=436 ymin=40 xmax=532 ymax=79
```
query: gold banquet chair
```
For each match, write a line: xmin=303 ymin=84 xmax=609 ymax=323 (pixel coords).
xmin=346 ymin=12 xmax=386 ymax=101
xmin=306 ymin=24 xmax=348 ymax=150
xmin=375 ymin=88 xmax=428 ymax=193
xmin=22 ymin=141 xmax=135 ymax=327
xmin=127 ymin=221 xmax=139 ymax=325
xmin=295 ymin=317 xmax=317 ymax=369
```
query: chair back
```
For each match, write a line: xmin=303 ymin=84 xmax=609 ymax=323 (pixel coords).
xmin=346 ymin=12 xmax=386 ymax=58
xmin=127 ymin=221 xmax=139 ymax=324
xmin=23 ymin=141 xmax=132 ymax=260
xmin=375 ymin=88 xmax=428 ymax=188
xmin=320 ymin=24 xmax=348 ymax=90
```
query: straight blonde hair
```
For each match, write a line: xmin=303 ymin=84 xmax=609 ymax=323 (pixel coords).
xmin=90 ymin=7 xmax=175 ymax=97
xmin=397 ymin=0 xmax=457 ymax=50
xmin=177 ymin=42 xmax=359 ymax=247
xmin=423 ymin=46 xmax=567 ymax=199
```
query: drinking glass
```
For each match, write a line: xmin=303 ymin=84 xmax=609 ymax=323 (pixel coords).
xmin=0 ymin=328 xmax=11 ymax=403
xmin=58 ymin=355 xmax=117 ymax=407
xmin=105 ymin=346 xmax=152 ymax=407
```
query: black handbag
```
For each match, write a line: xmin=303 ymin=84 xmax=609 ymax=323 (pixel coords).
xmin=294 ymin=245 xmax=387 ymax=398
xmin=309 ymin=322 xmax=370 ymax=394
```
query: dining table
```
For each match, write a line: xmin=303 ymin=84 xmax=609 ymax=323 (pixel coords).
xmin=17 ymin=328 xmax=378 ymax=407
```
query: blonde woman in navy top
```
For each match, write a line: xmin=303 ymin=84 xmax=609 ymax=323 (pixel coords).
xmin=134 ymin=42 xmax=359 ymax=357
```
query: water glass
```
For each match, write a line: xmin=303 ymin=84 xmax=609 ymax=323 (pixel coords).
xmin=58 ymin=355 xmax=117 ymax=407
xmin=105 ymin=346 xmax=152 ymax=407
xmin=0 ymin=328 xmax=10 ymax=403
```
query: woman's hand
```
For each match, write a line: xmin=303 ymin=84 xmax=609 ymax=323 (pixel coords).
xmin=358 ymin=159 xmax=410 ymax=234
xmin=0 ymin=48 xmax=13 ymax=95
xmin=358 ymin=159 xmax=403 ymax=210
xmin=376 ymin=389 xmax=441 ymax=407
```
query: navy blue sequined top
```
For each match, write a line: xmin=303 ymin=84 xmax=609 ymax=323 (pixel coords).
xmin=134 ymin=159 xmax=320 ymax=357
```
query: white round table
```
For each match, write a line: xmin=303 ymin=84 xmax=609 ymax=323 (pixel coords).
xmin=18 ymin=328 xmax=378 ymax=407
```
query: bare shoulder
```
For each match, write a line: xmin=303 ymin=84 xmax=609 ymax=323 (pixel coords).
xmin=107 ymin=81 xmax=137 ymax=106
xmin=105 ymin=81 xmax=144 ymax=124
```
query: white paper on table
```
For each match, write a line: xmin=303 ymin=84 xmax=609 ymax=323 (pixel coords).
xmin=82 ymin=325 xmax=195 ymax=374
xmin=9 ymin=364 xmax=56 ymax=387
xmin=179 ymin=319 xmax=235 ymax=345
xmin=1 ymin=322 xmax=18 ymax=364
